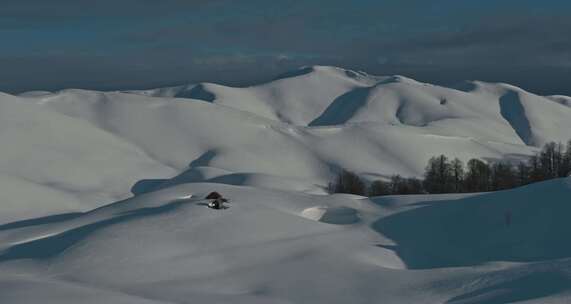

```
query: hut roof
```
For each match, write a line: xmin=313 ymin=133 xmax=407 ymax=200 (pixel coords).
xmin=206 ymin=191 xmax=223 ymax=199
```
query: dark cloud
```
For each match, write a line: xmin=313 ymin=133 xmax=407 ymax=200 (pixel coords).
xmin=1 ymin=0 xmax=570 ymax=95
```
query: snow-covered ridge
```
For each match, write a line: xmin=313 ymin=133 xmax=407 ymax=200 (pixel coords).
xmin=1 ymin=65 xmax=570 ymax=223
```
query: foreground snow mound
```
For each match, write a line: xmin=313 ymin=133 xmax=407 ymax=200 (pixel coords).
xmin=1 ymin=179 xmax=571 ymax=303
xmin=0 ymin=183 xmax=407 ymax=303
xmin=374 ymin=177 xmax=571 ymax=269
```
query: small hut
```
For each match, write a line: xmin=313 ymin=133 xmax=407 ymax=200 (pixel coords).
xmin=206 ymin=191 xmax=228 ymax=209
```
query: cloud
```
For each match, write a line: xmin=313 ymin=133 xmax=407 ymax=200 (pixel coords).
xmin=368 ymin=14 xmax=571 ymax=70
xmin=0 ymin=0 xmax=570 ymax=95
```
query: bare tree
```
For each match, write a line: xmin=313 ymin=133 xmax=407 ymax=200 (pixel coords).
xmin=516 ymin=161 xmax=530 ymax=186
xmin=560 ymin=139 xmax=571 ymax=177
xmin=451 ymin=158 xmax=464 ymax=192
xmin=464 ymin=159 xmax=491 ymax=192
xmin=490 ymin=161 xmax=516 ymax=191
xmin=368 ymin=180 xmax=391 ymax=196
xmin=328 ymin=170 xmax=366 ymax=195
xmin=423 ymin=155 xmax=453 ymax=193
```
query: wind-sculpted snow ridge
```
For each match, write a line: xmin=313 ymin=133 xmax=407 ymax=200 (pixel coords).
xmin=1 ymin=177 xmax=570 ymax=303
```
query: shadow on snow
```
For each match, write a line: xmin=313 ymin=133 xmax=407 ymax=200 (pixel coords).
xmin=372 ymin=178 xmax=571 ymax=269
xmin=0 ymin=199 xmax=190 ymax=262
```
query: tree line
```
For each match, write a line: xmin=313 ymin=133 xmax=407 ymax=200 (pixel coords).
xmin=329 ymin=140 xmax=571 ymax=196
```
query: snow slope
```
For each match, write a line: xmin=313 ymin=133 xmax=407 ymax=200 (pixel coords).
xmin=1 ymin=178 xmax=570 ymax=303
xmin=2 ymin=66 xmax=570 ymax=223
xmin=547 ymin=95 xmax=571 ymax=108
xmin=1 ymin=66 xmax=571 ymax=302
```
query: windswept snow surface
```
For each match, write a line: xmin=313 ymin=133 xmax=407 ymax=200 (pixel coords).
xmin=1 ymin=66 xmax=571 ymax=302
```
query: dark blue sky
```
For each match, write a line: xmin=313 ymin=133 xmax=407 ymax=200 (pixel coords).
xmin=1 ymin=0 xmax=571 ymax=95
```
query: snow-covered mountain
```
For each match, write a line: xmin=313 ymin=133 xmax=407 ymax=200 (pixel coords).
xmin=1 ymin=66 xmax=571 ymax=303
xmin=2 ymin=65 xmax=570 ymax=222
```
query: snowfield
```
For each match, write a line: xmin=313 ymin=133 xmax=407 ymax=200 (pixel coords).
xmin=1 ymin=180 xmax=571 ymax=303
xmin=1 ymin=66 xmax=571 ymax=303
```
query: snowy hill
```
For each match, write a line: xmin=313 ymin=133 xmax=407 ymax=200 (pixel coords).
xmin=127 ymin=66 xmax=571 ymax=147
xmin=1 ymin=66 xmax=570 ymax=223
xmin=1 ymin=66 xmax=571 ymax=302
xmin=1 ymin=177 xmax=570 ymax=303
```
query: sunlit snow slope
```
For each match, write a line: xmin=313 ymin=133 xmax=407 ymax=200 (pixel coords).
xmin=1 ymin=66 xmax=570 ymax=223
xmin=1 ymin=66 xmax=571 ymax=303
